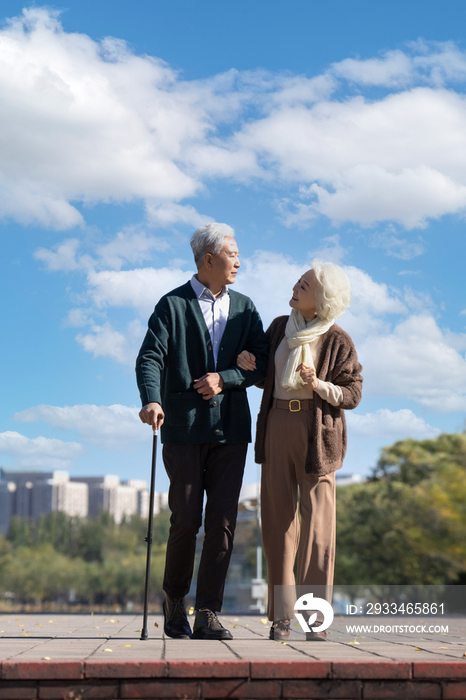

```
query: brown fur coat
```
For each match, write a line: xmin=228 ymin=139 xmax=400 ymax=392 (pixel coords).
xmin=254 ymin=316 xmax=363 ymax=475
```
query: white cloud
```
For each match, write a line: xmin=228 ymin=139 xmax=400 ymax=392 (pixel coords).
xmin=235 ymin=251 xmax=307 ymax=328
xmin=235 ymin=85 xmax=466 ymax=228
xmin=308 ymin=164 xmax=466 ymax=229
xmin=371 ymin=231 xmax=426 ymax=260
xmin=34 ymin=238 xmax=93 ymax=271
xmin=63 ymin=308 xmax=95 ymax=328
xmin=95 ymin=230 xmax=170 ymax=270
xmin=344 ymin=266 xmax=406 ymax=316
xmin=36 ymin=230 xmax=172 ymax=273
xmin=70 ymin=255 xmax=409 ymax=361
xmin=359 ymin=314 xmax=466 ymax=411
xmin=3 ymin=12 xmax=466 ymax=231
xmin=76 ymin=319 xmax=145 ymax=365
xmin=332 ymin=50 xmax=413 ymax=87
xmin=14 ymin=404 xmax=148 ymax=449
xmin=44 ymin=242 xmax=466 ymax=416
xmin=0 ymin=8 xmax=204 ymax=228
xmin=0 ymin=431 xmax=84 ymax=469
xmin=145 ymin=202 xmax=212 ymax=229
xmin=236 ymin=254 xmax=407 ymax=331
xmin=330 ymin=42 xmax=466 ymax=88
xmin=85 ymin=267 xmax=191 ymax=316
xmin=347 ymin=409 xmax=441 ymax=439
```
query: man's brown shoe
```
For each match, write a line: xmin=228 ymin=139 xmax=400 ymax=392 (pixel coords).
xmin=269 ymin=619 xmax=291 ymax=640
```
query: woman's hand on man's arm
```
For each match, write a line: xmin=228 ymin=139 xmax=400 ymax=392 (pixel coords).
xmin=237 ymin=350 xmax=256 ymax=371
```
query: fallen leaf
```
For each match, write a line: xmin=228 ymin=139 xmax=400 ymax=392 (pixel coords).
xmin=347 ymin=640 xmax=360 ymax=645
xmin=123 ymin=645 xmax=132 ymax=647
xmin=94 ymin=626 xmax=100 ymax=629
xmin=415 ymin=648 xmax=422 ymax=651
xmin=233 ymin=625 xmax=237 ymax=628
xmin=438 ymin=647 xmax=448 ymax=649
xmin=260 ymin=618 xmax=267 ymax=625
xmin=103 ymin=649 xmax=113 ymax=652
xmin=463 ymin=652 xmax=466 ymax=658
xmin=42 ymin=657 xmax=51 ymax=660
xmin=154 ymin=622 xmax=159 ymax=628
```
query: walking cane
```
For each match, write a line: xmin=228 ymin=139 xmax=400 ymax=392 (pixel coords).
xmin=140 ymin=428 xmax=158 ymax=640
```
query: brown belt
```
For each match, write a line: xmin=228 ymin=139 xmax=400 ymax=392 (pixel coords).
xmin=272 ymin=398 xmax=313 ymax=412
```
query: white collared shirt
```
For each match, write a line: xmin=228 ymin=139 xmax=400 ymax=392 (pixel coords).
xmin=190 ymin=275 xmax=230 ymax=368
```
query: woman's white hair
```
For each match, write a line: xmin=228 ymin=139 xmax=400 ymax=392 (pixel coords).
xmin=190 ymin=222 xmax=235 ymax=268
xmin=312 ymin=259 xmax=351 ymax=321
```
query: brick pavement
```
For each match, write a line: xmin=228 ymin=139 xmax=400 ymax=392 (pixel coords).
xmin=0 ymin=614 xmax=465 ymax=698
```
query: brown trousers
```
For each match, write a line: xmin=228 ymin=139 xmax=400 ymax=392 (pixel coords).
xmin=261 ymin=407 xmax=336 ymax=621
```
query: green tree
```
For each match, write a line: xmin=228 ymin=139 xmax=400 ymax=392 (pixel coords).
xmin=336 ymin=433 xmax=466 ymax=585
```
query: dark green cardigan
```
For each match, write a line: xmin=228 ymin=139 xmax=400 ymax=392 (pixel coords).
xmin=136 ymin=282 xmax=268 ymax=444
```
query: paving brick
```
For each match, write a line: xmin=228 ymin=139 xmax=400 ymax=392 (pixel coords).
xmin=2 ymin=662 xmax=83 ymax=681
xmin=84 ymin=660 xmax=167 ymax=679
xmin=202 ymin=679 xmax=280 ymax=698
xmin=283 ymin=679 xmax=361 ymax=698
xmin=332 ymin=662 xmax=412 ymax=680
xmin=168 ymin=660 xmax=249 ymax=677
xmin=120 ymin=679 xmax=200 ymax=698
xmin=38 ymin=680 xmax=118 ymax=699
xmin=413 ymin=662 xmax=466 ymax=679
xmin=251 ymin=661 xmax=330 ymax=679
xmin=362 ymin=680 xmax=441 ymax=699
xmin=443 ymin=681 xmax=466 ymax=699
xmin=0 ymin=682 xmax=37 ymax=699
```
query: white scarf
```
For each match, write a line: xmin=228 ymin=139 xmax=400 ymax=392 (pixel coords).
xmin=281 ymin=309 xmax=334 ymax=391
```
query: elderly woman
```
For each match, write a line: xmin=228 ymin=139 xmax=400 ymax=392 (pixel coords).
xmin=238 ymin=260 xmax=362 ymax=641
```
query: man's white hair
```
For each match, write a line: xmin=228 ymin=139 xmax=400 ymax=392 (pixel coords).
xmin=312 ymin=259 xmax=351 ymax=321
xmin=190 ymin=222 xmax=235 ymax=268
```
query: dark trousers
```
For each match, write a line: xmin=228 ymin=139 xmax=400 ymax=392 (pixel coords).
xmin=162 ymin=442 xmax=247 ymax=611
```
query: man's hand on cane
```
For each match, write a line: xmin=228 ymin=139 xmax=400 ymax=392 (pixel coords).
xmin=139 ymin=402 xmax=165 ymax=430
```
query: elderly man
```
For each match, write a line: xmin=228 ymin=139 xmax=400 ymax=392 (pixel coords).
xmin=136 ymin=222 xmax=268 ymax=640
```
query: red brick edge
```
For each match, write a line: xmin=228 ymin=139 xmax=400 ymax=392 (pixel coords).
xmin=2 ymin=659 xmax=466 ymax=681
xmin=1 ymin=660 xmax=466 ymax=700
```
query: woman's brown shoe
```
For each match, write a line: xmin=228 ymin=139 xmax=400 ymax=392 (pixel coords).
xmin=306 ymin=630 xmax=327 ymax=641
xmin=269 ymin=619 xmax=291 ymax=640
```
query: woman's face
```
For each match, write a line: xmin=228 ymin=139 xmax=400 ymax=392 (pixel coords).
xmin=289 ymin=269 xmax=318 ymax=319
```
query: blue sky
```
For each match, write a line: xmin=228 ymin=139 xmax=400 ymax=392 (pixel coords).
xmin=1 ymin=1 xmax=466 ymax=493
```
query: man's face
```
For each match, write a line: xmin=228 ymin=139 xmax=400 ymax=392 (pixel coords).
xmin=210 ymin=236 xmax=240 ymax=286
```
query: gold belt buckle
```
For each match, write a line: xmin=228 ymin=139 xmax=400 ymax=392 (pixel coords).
xmin=289 ymin=399 xmax=301 ymax=412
